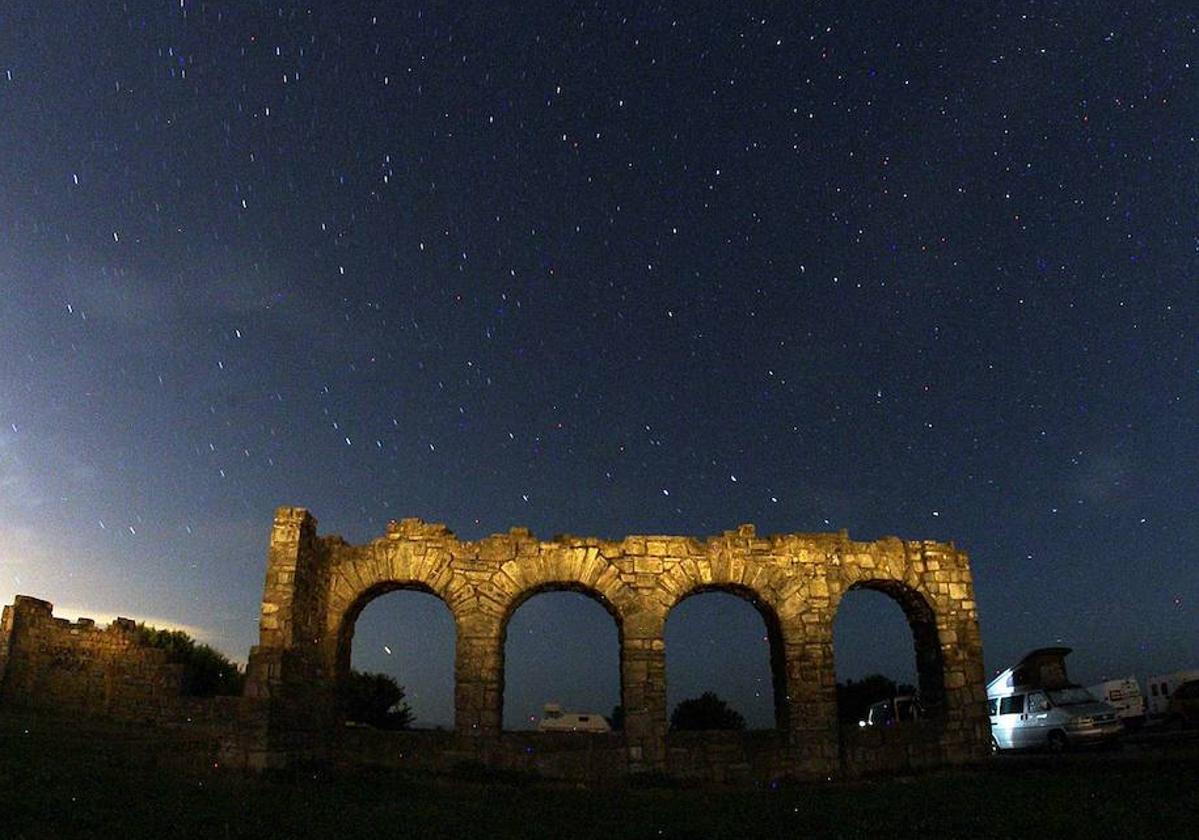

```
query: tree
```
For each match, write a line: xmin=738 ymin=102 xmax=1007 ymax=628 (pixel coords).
xmin=670 ymin=692 xmax=746 ymax=731
xmin=835 ymin=674 xmax=916 ymax=725
xmin=340 ymin=670 xmax=414 ymax=730
xmin=608 ymin=704 xmax=625 ymax=731
xmin=136 ymin=625 xmax=244 ymax=697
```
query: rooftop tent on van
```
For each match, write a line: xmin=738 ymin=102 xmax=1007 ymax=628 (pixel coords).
xmin=987 ymin=647 xmax=1073 ymax=694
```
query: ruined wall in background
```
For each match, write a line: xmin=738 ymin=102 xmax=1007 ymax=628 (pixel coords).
xmin=0 ymin=596 xmax=274 ymax=769
xmin=0 ymin=596 xmax=183 ymax=719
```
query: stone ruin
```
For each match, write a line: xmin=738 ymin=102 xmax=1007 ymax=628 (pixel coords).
xmin=0 ymin=596 xmax=183 ymax=718
xmin=0 ymin=506 xmax=992 ymax=780
xmin=243 ymin=508 xmax=990 ymax=778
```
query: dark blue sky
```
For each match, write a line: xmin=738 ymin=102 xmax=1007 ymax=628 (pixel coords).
xmin=1 ymin=2 xmax=1196 ymax=728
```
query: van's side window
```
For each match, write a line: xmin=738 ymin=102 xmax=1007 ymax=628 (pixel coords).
xmin=1027 ymin=692 xmax=1049 ymax=713
xmin=987 ymin=698 xmax=997 ymax=716
xmin=999 ymin=695 xmax=1024 ymax=715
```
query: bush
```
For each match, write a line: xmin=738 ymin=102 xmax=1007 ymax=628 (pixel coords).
xmin=135 ymin=625 xmax=244 ymax=697
xmin=340 ymin=670 xmax=414 ymax=730
xmin=670 ymin=692 xmax=746 ymax=731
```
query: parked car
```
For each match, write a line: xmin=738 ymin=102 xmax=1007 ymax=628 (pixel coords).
xmin=987 ymin=648 xmax=1122 ymax=752
xmin=859 ymin=694 xmax=922 ymax=728
xmin=1166 ymin=680 xmax=1199 ymax=728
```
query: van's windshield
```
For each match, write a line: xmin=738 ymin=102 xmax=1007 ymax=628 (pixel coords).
xmin=1047 ymin=687 xmax=1095 ymax=706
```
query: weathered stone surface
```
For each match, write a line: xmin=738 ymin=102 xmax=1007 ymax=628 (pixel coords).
xmin=0 ymin=506 xmax=990 ymax=781
xmin=242 ymin=507 xmax=990 ymax=779
xmin=0 ymin=596 xmax=183 ymax=718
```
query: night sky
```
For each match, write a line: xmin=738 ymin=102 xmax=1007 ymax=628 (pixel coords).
xmin=2 ymin=3 xmax=1196 ymax=729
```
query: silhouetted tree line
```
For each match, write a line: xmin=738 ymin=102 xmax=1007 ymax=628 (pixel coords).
xmin=135 ymin=625 xmax=244 ymax=697
xmin=670 ymin=692 xmax=746 ymax=731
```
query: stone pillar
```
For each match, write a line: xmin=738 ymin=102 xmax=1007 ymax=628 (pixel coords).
xmin=454 ymin=613 xmax=504 ymax=740
xmin=246 ymin=506 xmax=320 ymax=697
xmin=0 ymin=596 xmax=54 ymax=703
xmin=936 ymin=615 xmax=990 ymax=763
xmin=241 ymin=507 xmax=333 ymax=769
xmin=620 ymin=611 xmax=667 ymax=771
xmin=784 ymin=615 xmax=839 ymax=778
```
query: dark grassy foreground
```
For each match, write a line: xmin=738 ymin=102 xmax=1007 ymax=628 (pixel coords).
xmin=1 ymin=714 xmax=1195 ymax=840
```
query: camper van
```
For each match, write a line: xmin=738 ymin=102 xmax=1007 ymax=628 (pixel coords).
xmin=1145 ymin=670 xmax=1199 ymax=720
xmin=537 ymin=703 xmax=612 ymax=733
xmin=987 ymin=648 xmax=1122 ymax=751
xmin=1086 ymin=677 xmax=1145 ymax=726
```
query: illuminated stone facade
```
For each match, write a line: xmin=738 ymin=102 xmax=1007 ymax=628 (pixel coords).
xmin=246 ymin=507 xmax=990 ymax=777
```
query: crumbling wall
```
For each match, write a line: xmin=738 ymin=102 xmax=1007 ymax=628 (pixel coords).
xmin=0 ymin=596 xmax=183 ymax=719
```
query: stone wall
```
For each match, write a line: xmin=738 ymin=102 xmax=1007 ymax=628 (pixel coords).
xmin=0 ymin=506 xmax=991 ymax=782
xmin=245 ymin=507 xmax=992 ymax=779
xmin=0 ymin=596 xmax=183 ymax=720
xmin=0 ymin=596 xmax=274 ymax=770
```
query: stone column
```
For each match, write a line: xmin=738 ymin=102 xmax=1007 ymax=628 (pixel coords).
xmin=245 ymin=507 xmax=319 ymax=698
xmin=454 ymin=613 xmax=505 ymax=740
xmin=936 ymin=614 xmax=990 ymax=762
xmin=241 ymin=507 xmax=333 ymax=769
xmin=620 ymin=611 xmax=667 ymax=771
xmin=784 ymin=614 xmax=839 ymax=778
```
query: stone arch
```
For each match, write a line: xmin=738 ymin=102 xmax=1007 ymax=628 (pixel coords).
xmin=497 ymin=580 xmax=627 ymax=730
xmin=321 ymin=544 xmax=466 ymax=676
xmin=330 ymin=580 xmax=458 ymax=689
xmin=501 ymin=581 xmax=625 ymax=631
xmin=657 ymin=554 xmax=792 ymax=610
xmin=665 ymin=582 xmax=790 ymax=731
xmin=485 ymin=545 xmax=634 ymax=622
xmin=244 ymin=509 xmax=990 ymax=777
xmin=831 ymin=577 xmax=946 ymax=715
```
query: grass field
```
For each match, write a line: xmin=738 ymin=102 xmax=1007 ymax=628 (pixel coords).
xmin=1 ymin=713 xmax=1195 ymax=839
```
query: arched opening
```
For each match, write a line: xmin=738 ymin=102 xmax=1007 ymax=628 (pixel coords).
xmin=832 ymin=581 xmax=945 ymax=731
xmin=500 ymin=586 xmax=622 ymax=732
xmin=335 ymin=583 xmax=456 ymax=730
xmin=665 ymin=587 xmax=788 ymax=731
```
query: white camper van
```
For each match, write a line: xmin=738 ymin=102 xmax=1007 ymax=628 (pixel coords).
xmin=1086 ymin=677 xmax=1145 ymax=726
xmin=1145 ymin=670 xmax=1199 ymax=720
xmin=537 ymin=703 xmax=612 ymax=733
xmin=987 ymin=648 xmax=1122 ymax=752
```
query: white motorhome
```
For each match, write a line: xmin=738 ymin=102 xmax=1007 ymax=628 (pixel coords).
xmin=537 ymin=703 xmax=612 ymax=733
xmin=1086 ymin=677 xmax=1145 ymax=725
xmin=1145 ymin=670 xmax=1199 ymax=720
xmin=987 ymin=647 xmax=1122 ymax=752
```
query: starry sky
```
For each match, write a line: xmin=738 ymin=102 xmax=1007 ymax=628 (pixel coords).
xmin=1 ymin=2 xmax=1196 ymax=729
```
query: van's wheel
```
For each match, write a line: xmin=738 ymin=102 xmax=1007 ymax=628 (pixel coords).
xmin=990 ymin=735 xmax=1000 ymax=755
xmin=1047 ymin=731 xmax=1068 ymax=753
